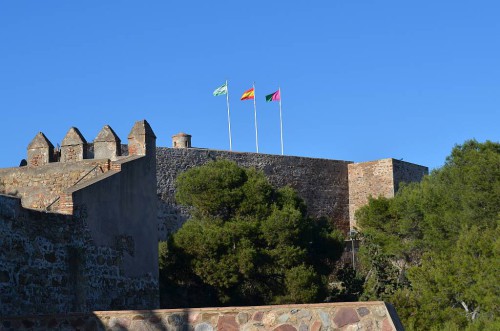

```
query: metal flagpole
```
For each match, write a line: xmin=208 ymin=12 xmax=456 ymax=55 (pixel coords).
xmin=278 ymin=87 xmax=284 ymax=155
xmin=226 ymin=80 xmax=232 ymax=151
xmin=253 ymin=82 xmax=259 ymax=153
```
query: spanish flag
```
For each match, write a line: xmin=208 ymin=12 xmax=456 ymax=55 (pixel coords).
xmin=240 ymin=88 xmax=255 ymax=100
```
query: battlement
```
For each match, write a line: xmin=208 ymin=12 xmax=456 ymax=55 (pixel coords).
xmin=0 ymin=123 xmax=426 ymax=316
xmin=0 ymin=120 xmax=155 ymax=213
xmin=0 ymin=119 xmax=159 ymax=316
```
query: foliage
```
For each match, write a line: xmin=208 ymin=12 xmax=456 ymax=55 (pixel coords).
xmin=159 ymin=160 xmax=344 ymax=308
xmin=356 ymin=140 xmax=500 ymax=330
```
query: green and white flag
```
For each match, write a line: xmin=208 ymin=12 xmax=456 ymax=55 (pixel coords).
xmin=213 ymin=82 xmax=228 ymax=96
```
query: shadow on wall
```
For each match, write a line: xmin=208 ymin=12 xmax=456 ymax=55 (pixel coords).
xmin=0 ymin=310 xmax=189 ymax=331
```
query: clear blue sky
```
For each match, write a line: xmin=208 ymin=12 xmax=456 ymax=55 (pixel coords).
xmin=1 ymin=1 xmax=499 ymax=170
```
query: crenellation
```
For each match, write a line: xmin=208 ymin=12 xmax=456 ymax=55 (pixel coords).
xmin=0 ymin=122 xmax=425 ymax=321
xmin=0 ymin=120 xmax=160 ymax=316
xmin=27 ymin=132 xmax=55 ymax=167
xmin=60 ymin=127 xmax=87 ymax=163
xmin=128 ymin=119 xmax=156 ymax=156
xmin=94 ymin=125 xmax=121 ymax=160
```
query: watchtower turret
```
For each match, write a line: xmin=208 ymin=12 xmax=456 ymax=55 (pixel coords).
xmin=172 ymin=132 xmax=191 ymax=148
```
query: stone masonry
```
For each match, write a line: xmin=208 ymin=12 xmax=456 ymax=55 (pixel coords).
xmin=156 ymin=143 xmax=428 ymax=238
xmin=0 ymin=120 xmax=159 ymax=316
xmin=348 ymin=158 xmax=428 ymax=228
xmin=156 ymin=148 xmax=352 ymax=238
xmin=0 ymin=122 xmax=426 ymax=320
xmin=0 ymin=301 xmax=404 ymax=331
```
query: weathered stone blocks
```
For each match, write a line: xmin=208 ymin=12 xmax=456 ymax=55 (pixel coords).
xmin=156 ymin=148 xmax=352 ymax=237
xmin=27 ymin=132 xmax=54 ymax=167
xmin=0 ymin=302 xmax=404 ymax=330
xmin=348 ymin=158 xmax=428 ymax=228
xmin=94 ymin=125 xmax=121 ymax=160
xmin=60 ymin=127 xmax=87 ymax=163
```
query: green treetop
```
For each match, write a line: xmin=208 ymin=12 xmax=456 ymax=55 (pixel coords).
xmin=356 ymin=140 xmax=500 ymax=330
xmin=159 ymin=160 xmax=344 ymax=308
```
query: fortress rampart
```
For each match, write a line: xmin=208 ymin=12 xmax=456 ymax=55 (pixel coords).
xmin=156 ymin=138 xmax=428 ymax=237
xmin=156 ymin=148 xmax=352 ymax=237
xmin=0 ymin=120 xmax=159 ymax=316
xmin=0 ymin=120 xmax=427 ymax=318
xmin=348 ymin=159 xmax=428 ymax=228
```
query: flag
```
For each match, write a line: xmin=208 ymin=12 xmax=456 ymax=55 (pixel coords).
xmin=265 ymin=90 xmax=281 ymax=102
xmin=213 ymin=82 xmax=228 ymax=96
xmin=240 ymin=88 xmax=255 ymax=100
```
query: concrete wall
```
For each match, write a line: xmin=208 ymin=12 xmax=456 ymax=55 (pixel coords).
xmin=156 ymin=148 xmax=352 ymax=238
xmin=348 ymin=159 xmax=428 ymax=228
xmin=0 ymin=301 xmax=404 ymax=331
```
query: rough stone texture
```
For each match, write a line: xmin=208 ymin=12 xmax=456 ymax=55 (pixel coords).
xmin=392 ymin=159 xmax=428 ymax=193
xmin=156 ymin=148 xmax=352 ymax=237
xmin=128 ymin=119 xmax=156 ymax=157
xmin=0 ymin=159 xmax=110 ymax=212
xmin=172 ymin=132 xmax=192 ymax=148
xmin=27 ymin=132 xmax=54 ymax=167
xmin=357 ymin=307 xmax=370 ymax=317
xmin=273 ymin=324 xmax=297 ymax=331
xmin=94 ymin=125 xmax=121 ymax=160
xmin=0 ymin=194 xmax=157 ymax=316
xmin=348 ymin=158 xmax=428 ymax=228
xmin=61 ymin=127 xmax=87 ymax=163
xmin=0 ymin=120 xmax=159 ymax=316
xmin=0 ymin=302 xmax=404 ymax=331
xmin=217 ymin=315 xmax=239 ymax=331
xmin=237 ymin=312 xmax=249 ymax=325
xmin=333 ymin=307 xmax=360 ymax=327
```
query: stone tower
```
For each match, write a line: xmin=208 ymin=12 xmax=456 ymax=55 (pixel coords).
xmin=172 ymin=132 xmax=191 ymax=148
xmin=27 ymin=132 xmax=54 ymax=167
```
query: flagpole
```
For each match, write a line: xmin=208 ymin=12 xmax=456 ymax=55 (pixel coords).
xmin=253 ymin=82 xmax=259 ymax=153
xmin=226 ymin=80 xmax=232 ymax=151
xmin=278 ymin=87 xmax=284 ymax=155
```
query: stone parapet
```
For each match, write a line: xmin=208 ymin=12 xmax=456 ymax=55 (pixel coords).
xmin=0 ymin=301 xmax=404 ymax=331
xmin=0 ymin=120 xmax=160 ymax=316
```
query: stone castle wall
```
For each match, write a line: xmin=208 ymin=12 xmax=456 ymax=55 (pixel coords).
xmin=392 ymin=159 xmax=429 ymax=192
xmin=0 ymin=159 xmax=110 ymax=212
xmin=0 ymin=301 xmax=404 ymax=331
xmin=0 ymin=120 xmax=426 ymax=319
xmin=348 ymin=159 xmax=428 ymax=228
xmin=156 ymin=148 xmax=352 ymax=238
xmin=0 ymin=120 xmax=159 ymax=316
xmin=0 ymin=194 xmax=157 ymax=316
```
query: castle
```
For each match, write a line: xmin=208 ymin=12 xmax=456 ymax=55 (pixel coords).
xmin=0 ymin=120 xmax=427 ymax=318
